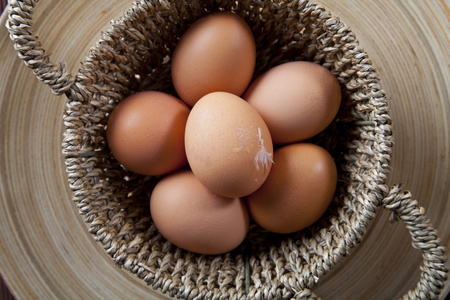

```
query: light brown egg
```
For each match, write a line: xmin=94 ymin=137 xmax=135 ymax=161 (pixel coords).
xmin=150 ymin=169 xmax=249 ymax=255
xmin=185 ymin=92 xmax=273 ymax=198
xmin=171 ymin=12 xmax=256 ymax=107
xmin=246 ymin=143 xmax=337 ymax=234
xmin=243 ymin=61 xmax=341 ymax=145
xmin=106 ymin=91 xmax=190 ymax=176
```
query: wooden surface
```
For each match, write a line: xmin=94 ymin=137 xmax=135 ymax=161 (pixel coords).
xmin=0 ymin=1 xmax=448 ymax=299
xmin=1 ymin=2 xmax=17 ymax=299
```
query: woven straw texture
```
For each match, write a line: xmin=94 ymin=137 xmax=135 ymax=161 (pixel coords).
xmin=6 ymin=0 xmax=447 ymax=299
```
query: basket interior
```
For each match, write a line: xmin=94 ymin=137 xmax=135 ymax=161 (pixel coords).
xmin=62 ymin=0 xmax=393 ymax=298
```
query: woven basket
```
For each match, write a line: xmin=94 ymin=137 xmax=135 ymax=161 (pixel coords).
xmin=7 ymin=0 xmax=448 ymax=299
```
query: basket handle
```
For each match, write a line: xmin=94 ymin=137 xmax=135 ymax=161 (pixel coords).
xmin=293 ymin=185 xmax=448 ymax=300
xmin=6 ymin=0 xmax=75 ymax=95
xmin=381 ymin=184 xmax=448 ymax=299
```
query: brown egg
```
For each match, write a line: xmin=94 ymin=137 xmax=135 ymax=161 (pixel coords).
xmin=243 ymin=61 xmax=341 ymax=145
xmin=171 ymin=12 xmax=256 ymax=107
xmin=150 ymin=169 xmax=249 ymax=255
xmin=246 ymin=143 xmax=337 ymax=234
xmin=106 ymin=91 xmax=190 ymax=175
xmin=185 ymin=92 xmax=274 ymax=198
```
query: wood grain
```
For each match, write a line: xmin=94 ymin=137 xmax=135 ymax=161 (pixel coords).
xmin=1 ymin=3 xmax=17 ymax=300
xmin=0 ymin=1 xmax=448 ymax=299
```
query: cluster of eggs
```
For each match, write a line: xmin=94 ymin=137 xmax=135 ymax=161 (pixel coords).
xmin=106 ymin=12 xmax=341 ymax=255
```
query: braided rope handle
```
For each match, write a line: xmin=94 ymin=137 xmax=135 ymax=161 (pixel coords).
xmin=382 ymin=185 xmax=448 ymax=299
xmin=6 ymin=0 xmax=74 ymax=95
xmin=294 ymin=185 xmax=448 ymax=300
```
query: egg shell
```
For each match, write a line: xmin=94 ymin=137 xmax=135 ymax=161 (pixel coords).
xmin=243 ymin=61 xmax=341 ymax=144
xmin=185 ymin=92 xmax=273 ymax=198
xmin=171 ymin=12 xmax=256 ymax=107
xmin=150 ymin=169 xmax=249 ymax=255
xmin=106 ymin=91 xmax=190 ymax=176
xmin=246 ymin=143 xmax=337 ymax=234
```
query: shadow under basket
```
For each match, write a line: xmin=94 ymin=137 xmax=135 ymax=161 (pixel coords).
xmin=7 ymin=0 xmax=447 ymax=299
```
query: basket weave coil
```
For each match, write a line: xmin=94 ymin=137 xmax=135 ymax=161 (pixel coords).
xmin=6 ymin=0 xmax=448 ymax=299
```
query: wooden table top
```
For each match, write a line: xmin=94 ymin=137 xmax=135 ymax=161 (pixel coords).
xmin=1 ymin=1 xmax=14 ymax=298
